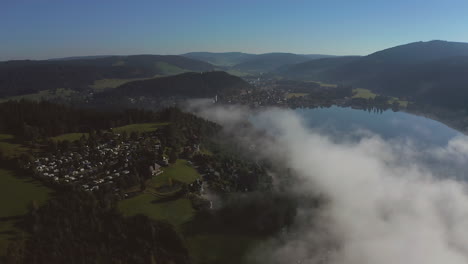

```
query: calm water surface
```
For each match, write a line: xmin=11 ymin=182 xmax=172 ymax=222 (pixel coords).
xmin=295 ymin=106 xmax=461 ymax=147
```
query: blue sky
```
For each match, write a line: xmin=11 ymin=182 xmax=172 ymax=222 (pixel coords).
xmin=1 ymin=0 xmax=468 ymax=60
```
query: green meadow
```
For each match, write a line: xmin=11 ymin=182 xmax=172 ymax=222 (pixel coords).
xmin=0 ymin=169 xmax=51 ymax=256
xmin=50 ymin=132 xmax=88 ymax=142
xmin=352 ymin=88 xmax=408 ymax=107
xmin=50 ymin=122 xmax=169 ymax=142
xmin=0 ymin=134 xmax=31 ymax=158
xmin=286 ymin=92 xmax=309 ymax=99
xmin=119 ymin=159 xmax=200 ymax=227
xmin=112 ymin=122 xmax=169 ymax=134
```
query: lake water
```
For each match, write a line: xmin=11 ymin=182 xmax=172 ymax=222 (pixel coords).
xmin=295 ymin=106 xmax=461 ymax=147
xmin=294 ymin=106 xmax=466 ymax=179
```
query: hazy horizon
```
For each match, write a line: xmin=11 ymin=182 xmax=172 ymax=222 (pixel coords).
xmin=2 ymin=0 xmax=468 ymax=61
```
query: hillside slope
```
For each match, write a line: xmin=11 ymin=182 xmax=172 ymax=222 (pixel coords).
xmin=279 ymin=56 xmax=360 ymax=80
xmin=100 ymin=71 xmax=251 ymax=98
xmin=232 ymin=53 xmax=313 ymax=73
xmin=181 ymin=52 xmax=256 ymax=67
xmin=0 ymin=55 xmax=214 ymax=97
xmin=281 ymin=40 xmax=468 ymax=109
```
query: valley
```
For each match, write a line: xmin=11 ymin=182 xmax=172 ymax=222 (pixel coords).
xmin=2 ymin=40 xmax=468 ymax=264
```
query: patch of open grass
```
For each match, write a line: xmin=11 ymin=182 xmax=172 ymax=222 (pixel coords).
xmin=90 ymin=78 xmax=148 ymax=91
xmin=226 ymin=69 xmax=252 ymax=77
xmin=352 ymin=88 xmax=377 ymax=99
xmin=118 ymin=195 xmax=195 ymax=229
xmin=155 ymin=61 xmax=189 ymax=75
xmin=118 ymin=159 xmax=200 ymax=229
xmin=0 ymin=88 xmax=77 ymax=103
xmin=353 ymin=88 xmax=408 ymax=107
xmin=0 ymin=169 xmax=51 ymax=256
xmin=0 ymin=134 xmax=31 ymax=158
xmin=286 ymin=92 xmax=309 ymax=99
xmin=50 ymin=133 xmax=87 ymax=142
xmin=317 ymin=81 xmax=338 ymax=88
xmin=112 ymin=122 xmax=169 ymax=134
xmin=388 ymin=98 xmax=409 ymax=108
xmin=150 ymin=159 xmax=200 ymax=188
xmin=49 ymin=122 xmax=169 ymax=142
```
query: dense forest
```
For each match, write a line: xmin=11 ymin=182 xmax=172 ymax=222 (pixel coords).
xmin=0 ymin=100 xmax=158 ymax=140
xmin=0 ymin=55 xmax=214 ymax=97
xmin=280 ymin=40 xmax=468 ymax=110
xmin=98 ymin=71 xmax=251 ymax=99
xmin=5 ymin=190 xmax=191 ymax=264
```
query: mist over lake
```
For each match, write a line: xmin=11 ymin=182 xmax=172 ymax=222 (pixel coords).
xmin=295 ymin=106 xmax=460 ymax=146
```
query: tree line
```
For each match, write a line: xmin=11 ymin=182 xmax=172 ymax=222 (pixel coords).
xmin=0 ymin=100 xmax=158 ymax=140
xmin=4 ymin=190 xmax=191 ymax=264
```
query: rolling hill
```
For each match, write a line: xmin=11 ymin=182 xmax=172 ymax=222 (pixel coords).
xmin=279 ymin=56 xmax=361 ymax=80
xmin=99 ymin=71 xmax=251 ymax=98
xmin=232 ymin=53 xmax=317 ymax=73
xmin=182 ymin=52 xmax=337 ymax=74
xmin=181 ymin=52 xmax=256 ymax=67
xmin=0 ymin=55 xmax=215 ymax=97
xmin=281 ymin=40 xmax=468 ymax=110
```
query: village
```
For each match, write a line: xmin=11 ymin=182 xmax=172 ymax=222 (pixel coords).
xmin=219 ymin=79 xmax=403 ymax=112
xmin=23 ymin=130 xmax=181 ymax=194
xmin=21 ymin=122 xmax=269 ymax=201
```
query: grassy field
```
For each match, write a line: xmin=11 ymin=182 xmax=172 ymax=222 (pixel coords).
xmin=0 ymin=169 xmax=51 ymax=256
xmin=226 ymin=69 xmax=252 ymax=77
xmin=90 ymin=78 xmax=149 ymax=91
xmin=155 ymin=61 xmax=188 ymax=75
xmin=119 ymin=195 xmax=195 ymax=228
xmin=388 ymin=97 xmax=409 ymax=107
xmin=112 ymin=122 xmax=169 ymax=134
xmin=353 ymin=88 xmax=408 ymax=107
xmin=352 ymin=88 xmax=377 ymax=99
xmin=0 ymin=134 xmax=31 ymax=158
xmin=119 ymin=159 xmax=200 ymax=228
xmin=50 ymin=132 xmax=87 ymax=142
xmin=150 ymin=159 xmax=200 ymax=188
xmin=317 ymin=81 xmax=338 ymax=88
xmin=91 ymin=63 xmax=190 ymax=92
xmin=286 ymin=92 xmax=309 ymax=99
xmin=49 ymin=122 xmax=169 ymax=142
xmin=119 ymin=159 xmax=266 ymax=263
xmin=0 ymin=88 xmax=77 ymax=103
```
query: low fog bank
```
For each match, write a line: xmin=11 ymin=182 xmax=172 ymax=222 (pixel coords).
xmin=186 ymin=101 xmax=468 ymax=264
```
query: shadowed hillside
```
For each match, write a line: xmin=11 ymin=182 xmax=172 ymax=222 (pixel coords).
xmin=182 ymin=52 xmax=256 ymax=67
xmin=0 ymin=55 xmax=214 ymax=97
xmin=100 ymin=71 xmax=251 ymax=98
xmin=281 ymin=40 xmax=468 ymax=110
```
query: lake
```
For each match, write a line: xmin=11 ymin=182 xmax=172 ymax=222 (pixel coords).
xmin=294 ymin=106 xmax=466 ymax=179
xmin=295 ymin=106 xmax=461 ymax=147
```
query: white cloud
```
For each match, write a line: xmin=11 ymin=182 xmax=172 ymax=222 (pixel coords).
xmin=188 ymin=102 xmax=468 ymax=264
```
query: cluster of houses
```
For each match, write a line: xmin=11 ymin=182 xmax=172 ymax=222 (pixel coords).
xmin=220 ymin=88 xmax=287 ymax=107
xmin=26 ymin=132 xmax=165 ymax=192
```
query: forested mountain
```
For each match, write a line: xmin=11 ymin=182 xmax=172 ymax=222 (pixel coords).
xmin=278 ymin=56 xmax=361 ymax=80
xmin=0 ymin=55 xmax=214 ymax=97
xmin=281 ymin=40 xmax=468 ymax=110
xmin=100 ymin=71 xmax=251 ymax=98
xmin=302 ymin=54 xmax=338 ymax=60
xmin=361 ymin=40 xmax=468 ymax=64
xmin=182 ymin=52 xmax=336 ymax=69
xmin=232 ymin=53 xmax=315 ymax=73
xmin=181 ymin=52 xmax=256 ymax=66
